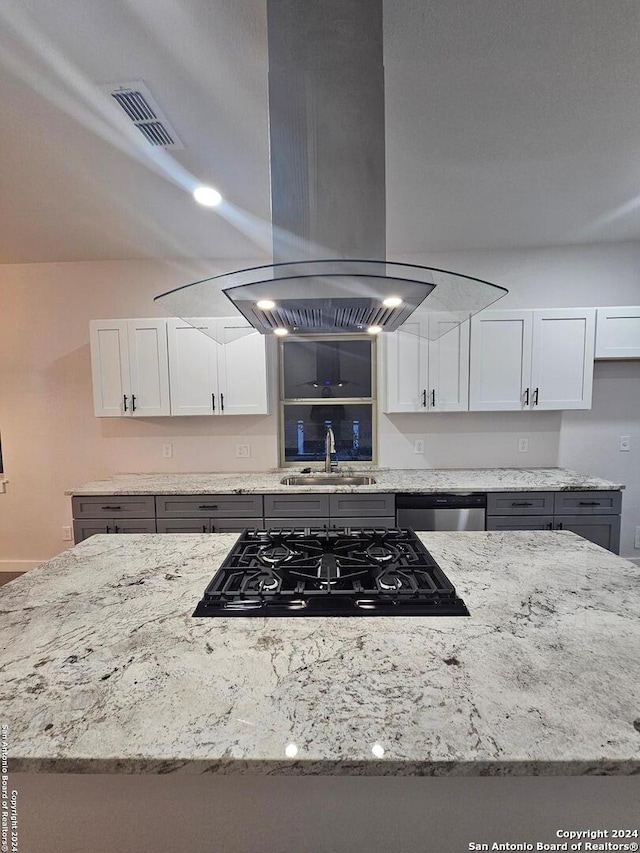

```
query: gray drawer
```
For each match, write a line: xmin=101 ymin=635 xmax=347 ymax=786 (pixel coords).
xmin=73 ymin=518 xmax=156 ymax=542
xmin=486 ymin=515 xmax=554 ymax=532
xmin=330 ymin=517 xmax=396 ymax=528
xmin=486 ymin=492 xmax=554 ymax=516
xmin=265 ymin=517 xmax=329 ymax=529
xmin=155 ymin=494 xmax=263 ymax=518
xmin=329 ymin=493 xmax=395 ymax=517
xmin=553 ymin=491 xmax=622 ymax=515
xmin=264 ymin=494 xmax=330 ymax=517
xmin=72 ymin=495 xmax=155 ymax=519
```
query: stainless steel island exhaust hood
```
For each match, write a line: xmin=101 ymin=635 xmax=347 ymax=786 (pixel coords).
xmin=155 ymin=0 xmax=507 ymax=338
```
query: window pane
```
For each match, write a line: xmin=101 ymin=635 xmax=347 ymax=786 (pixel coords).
xmin=282 ymin=339 xmax=372 ymax=399
xmin=283 ymin=404 xmax=373 ymax=463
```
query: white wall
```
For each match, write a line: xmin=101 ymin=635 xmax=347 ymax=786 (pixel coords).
xmin=1 ymin=242 xmax=639 ymax=567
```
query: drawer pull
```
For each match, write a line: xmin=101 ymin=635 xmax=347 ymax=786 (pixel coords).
xmin=556 ymin=522 xmax=563 ymax=530
xmin=101 ymin=505 xmax=122 ymax=511
xmin=431 ymin=389 xmax=435 ymax=407
xmin=578 ymin=501 xmax=600 ymax=506
xmin=198 ymin=505 xmax=219 ymax=510
xmin=422 ymin=389 xmax=427 ymax=407
xmin=511 ymin=501 xmax=533 ymax=507
xmin=203 ymin=524 xmax=207 ymax=533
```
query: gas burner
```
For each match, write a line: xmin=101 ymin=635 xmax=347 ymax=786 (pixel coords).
xmin=364 ymin=541 xmax=400 ymax=564
xmin=377 ymin=571 xmax=404 ymax=591
xmin=258 ymin=542 xmax=299 ymax=566
xmin=193 ymin=527 xmax=469 ymax=618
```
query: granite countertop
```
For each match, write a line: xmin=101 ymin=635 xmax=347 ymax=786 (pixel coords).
xmin=66 ymin=467 xmax=624 ymax=496
xmin=1 ymin=531 xmax=639 ymax=776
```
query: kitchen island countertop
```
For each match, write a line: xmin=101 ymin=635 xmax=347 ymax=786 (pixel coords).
xmin=1 ymin=531 xmax=638 ymax=776
xmin=66 ymin=467 xmax=624 ymax=495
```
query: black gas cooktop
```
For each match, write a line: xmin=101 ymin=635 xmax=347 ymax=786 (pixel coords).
xmin=192 ymin=527 xmax=469 ymax=617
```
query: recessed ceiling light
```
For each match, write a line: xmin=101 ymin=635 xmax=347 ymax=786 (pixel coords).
xmin=193 ymin=186 xmax=222 ymax=207
xmin=256 ymin=299 xmax=276 ymax=310
xmin=367 ymin=325 xmax=382 ymax=335
xmin=273 ymin=328 xmax=289 ymax=336
xmin=382 ymin=296 xmax=403 ymax=308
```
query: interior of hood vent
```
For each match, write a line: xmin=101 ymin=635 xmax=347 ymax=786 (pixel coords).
xmin=153 ymin=259 xmax=508 ymax=343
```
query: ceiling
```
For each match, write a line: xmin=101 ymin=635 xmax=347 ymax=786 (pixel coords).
xmin=1 ymin=0 xmax=640 ymax=264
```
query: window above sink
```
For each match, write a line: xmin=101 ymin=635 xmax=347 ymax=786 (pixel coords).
xmin=279 ymin=336 xmax=376 ymax=467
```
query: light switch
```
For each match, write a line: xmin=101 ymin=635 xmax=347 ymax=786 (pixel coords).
xmin=620 ymin=436 xmax=631 ymax=452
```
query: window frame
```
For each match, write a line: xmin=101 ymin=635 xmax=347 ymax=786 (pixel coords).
xmin=278 ymin=334 xmax=378 ymax=468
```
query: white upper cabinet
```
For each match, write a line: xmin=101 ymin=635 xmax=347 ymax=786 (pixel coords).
xmin=384 ymin=316 xmax=469 ymax=413
xmin=165 ymin=317 xmax=269 ymax=417
xmin=595 ymin=307 xmax=640 ymax=359
xmin=89 ymin=321 xmax=131 ymax=417
xmin=216 ymin=321 xmax=269 ymax=415
xmin=91 ymin=317 xmax=269 ymax=418
xmin=469 ymin=310 xmax=533 ymax=411
xmin=90 ymin=319 xmax=170 ymax=417
xmin=167 ymin=319 xmax=220 ymax=415
xmin=126 ymin=320 xmax=171 ymax=417
xmin=469 ymin=308 xmax=595 ymax=411
xmin=530 ymin=309 xmax=595 ymax=409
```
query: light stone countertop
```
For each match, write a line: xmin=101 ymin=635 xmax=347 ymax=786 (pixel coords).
xmin=66 ymin=467 xmax=624 ymax=496
xmin=1 ymin=531 xmax=639 ymax=776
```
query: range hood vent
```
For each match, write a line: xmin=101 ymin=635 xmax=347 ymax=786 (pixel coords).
xmin=103 ymin=81 xmax=184 ymax=150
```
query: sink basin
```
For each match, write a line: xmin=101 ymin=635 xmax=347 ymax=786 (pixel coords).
xmin=280 ymin=475 xmax=377 ymax=486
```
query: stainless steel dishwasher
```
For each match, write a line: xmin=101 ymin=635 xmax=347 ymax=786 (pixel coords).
xmin=396 ymin=493 xmax=486 ymax=531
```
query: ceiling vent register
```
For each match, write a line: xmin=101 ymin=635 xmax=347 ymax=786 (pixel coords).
xmin=104 ymin=81 xmax=184 ymax=150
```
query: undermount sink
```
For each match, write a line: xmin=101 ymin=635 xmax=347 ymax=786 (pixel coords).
xmin=280 ymin=475 xmax=377 ymax=486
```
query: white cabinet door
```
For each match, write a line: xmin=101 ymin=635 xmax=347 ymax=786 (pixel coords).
xmin=469 ymin=310 xmax=532 ymax=411
xmin=126 ymin=320 xmax=171 ymax=417
xmin=167 ymin=319 xmax=220 ymax=416
xmin=427 ymin=317 xmax=470 ymax=412
xmin=530 ymin=309 xmax=595 ymax=410
xmin=384 ymin=321 xmax=428 ymax=413
xmin=595 ymin=306 xmax=640 ymax=359
xmin=89 ymin=321 xmax=131 ymax=417
xmin=215 ymin=321 xmax=269 ymax=415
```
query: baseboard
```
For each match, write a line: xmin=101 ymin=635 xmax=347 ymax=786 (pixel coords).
xmin=0 ymin=560 xmax=42 ymax=573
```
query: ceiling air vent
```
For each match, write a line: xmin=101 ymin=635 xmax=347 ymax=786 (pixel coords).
xmin=103 ymin=81 xmax=184 ymax=150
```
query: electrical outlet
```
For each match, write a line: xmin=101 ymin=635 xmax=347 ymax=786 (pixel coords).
xmin=162 ymin=443 xmax=173 ymax=458
xmin=518 ymin=437 xmax=529 ymax=453
xmin=236 ymin=444 xmax=251 ymax=458
xmin=61 ymin=526 xmax=72 ymax=541
xmin=635 ymin=527 xmax=640 ymax=549
xmin=413 ymin=439 xmax=424 ymax=454
xmin=620 ymin=435 xmax=631 ymax=452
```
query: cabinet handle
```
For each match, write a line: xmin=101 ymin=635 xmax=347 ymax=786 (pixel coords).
xmin=198 ymin=505 xmax=219 ymax=510
xmin=202 ymin=524 xmax=207 ymax=533
xmin=579 ymin=501 xmax=600 ymax=506
xmin=105 ymin=525 xmax=111 ymax=533
xmin=532 ymin=388 xmax=539 ymax=406
xmin=523 ymin=388 xmax=529 ymax=406
xmin=114 ymin=525 xmax=119 ymax=533
xmin=511 ymin=501 xmax=533 ymax=507
xmin=101 ymin=505 xmax=122 ymax=511
xmin=547 ymin=521 xmax=554 ymax=530
xmin=212 ymin=393 xmax=216 ymax=412
xmin=221 ymin=393 xmax=225 ymax=412
xmin=123 ymin=395 xmax=128 ymax=412
xmin=422 ymin=390 xmax=427 ymax=407
xmin=431 ymin=389 xmax=435 ymax=407
xmin=131 ymin=394 xmax=137 ymax=412
xmin=556 ymin=522 xmax=563 ymax=530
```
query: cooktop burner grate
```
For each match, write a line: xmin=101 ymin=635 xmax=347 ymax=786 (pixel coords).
xmin=193 ymin=528 xmax=469 ymax=618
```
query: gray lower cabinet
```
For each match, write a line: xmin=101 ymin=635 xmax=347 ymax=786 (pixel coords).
xmin=330 ymin=516 xmax=395 ymax=528
xmin=554 ymin=515 xmax=620 ymax=553
xmin=486 ymin=490 xmax=622 ymax=553
xmin=329 ymin=493 xmax=395 ymax=517
xmin=264 ymin=494 xmax=330 ymax=518
xmin=71 ymin=495 xmax=155 ymax=519
xmin=73 ymin=518 xmax=156 ymax=543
